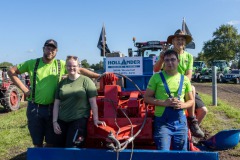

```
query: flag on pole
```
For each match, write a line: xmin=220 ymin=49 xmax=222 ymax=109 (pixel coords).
xmin=182 ymin=18 xmax=195 ymax=49
xmin=97 ymin=25 xmax=111 ymax=57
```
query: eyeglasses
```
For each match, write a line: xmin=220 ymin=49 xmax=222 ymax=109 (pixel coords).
xmin=164 ymin=58 xmax=177 ymax=63
xmin=44 ymin=46 xmax=57 ymax=51
xmin=66 ymin=55 xmax=78 ymax=61
xmin=67 ymin=65 xmax=78 ymax=68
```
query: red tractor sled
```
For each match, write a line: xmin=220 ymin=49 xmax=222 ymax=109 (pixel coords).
xmin=27 ymin=38 xmax=219 ymax=160
xmin=84 ymin=39 xmax=200 ymax=151
xmin=0 ymin=67 xmax=21 ymax=111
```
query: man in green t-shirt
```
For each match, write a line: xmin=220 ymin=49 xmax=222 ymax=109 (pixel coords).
xmin=144 ymin=49 xmax=194 ymax=150
xmin=8 ymin=39 xmax=100 ymax=147
xmin=153 ymin=30 xmax=206 ymax=138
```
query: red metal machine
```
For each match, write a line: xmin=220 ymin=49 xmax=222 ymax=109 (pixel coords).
xmin=86 ymin=72 xmax=155 ymax=150
xmin=84 ymin=39 xmax=202 ymax=152
xmin=27 ymin=39 xmax=219 ymax=160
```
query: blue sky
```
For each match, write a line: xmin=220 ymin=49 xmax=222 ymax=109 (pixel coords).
xmin=1 ymin=0 xmax=240 ymax=65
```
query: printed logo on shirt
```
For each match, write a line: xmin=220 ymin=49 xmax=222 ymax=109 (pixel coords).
xmin=52 ymin=67 xmax=57 ymax=74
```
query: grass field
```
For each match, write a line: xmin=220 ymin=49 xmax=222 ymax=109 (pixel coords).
xmin=0 ymin=92 xmax=240 ymax=160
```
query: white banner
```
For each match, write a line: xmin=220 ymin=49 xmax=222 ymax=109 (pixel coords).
xmin=105 ymin=57 xmax=143 ymax=75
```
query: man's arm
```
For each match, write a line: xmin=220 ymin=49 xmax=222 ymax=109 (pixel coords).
xmin=185 ymin=70 xmax=193 ymax=81
xmin=153 ymin=59 xmax=164 ymax=72
xmin=185 ymin=53 xmax=193 ymax=80
xmin=79 ymin=68 xmax=100 ymax=79
xmin=153 ymin=52 xmax=164 ymax=72
xmin=182 ymin=91 xmax=194 ymax=109
xmin=7 ymin=66 xmax=30 ymax=96
xmin=144 ymin=89 xmax=165 ymax=106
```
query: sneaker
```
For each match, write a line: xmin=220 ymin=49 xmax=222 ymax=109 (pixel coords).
xmin=191 ymin=137 xmax=198 ymax=145
xmin=188 ymin=118 xmax=205 ymax=138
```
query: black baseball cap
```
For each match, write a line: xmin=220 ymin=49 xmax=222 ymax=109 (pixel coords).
xmin=44 ymin=39 xmax=58 ymax=48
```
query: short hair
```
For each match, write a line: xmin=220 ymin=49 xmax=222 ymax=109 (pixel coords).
xmin=163 ymin=49 xmax=179 ymax=59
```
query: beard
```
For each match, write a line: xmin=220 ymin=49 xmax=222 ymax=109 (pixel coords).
xmin=43 ymin=52 xmax=56 ymax=61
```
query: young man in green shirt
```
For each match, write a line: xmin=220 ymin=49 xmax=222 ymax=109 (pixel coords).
xmin=153 ymin=30 xmax=206 ymax=138
xmin=144 ymin=49 xmax=194 ymax=150
xmin=8 ymin=39 xmax=100 ymax=147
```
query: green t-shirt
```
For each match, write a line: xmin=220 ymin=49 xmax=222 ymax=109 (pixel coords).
xmin=147 ymin=71 xmax=192 ymax=117
xmin=158 ymin=51 xmax=193 ymax=74
xmin=17 ymin=58 xmax=67 ymax=104
xmin=178 ymin=51 xmax=193 ymax=75
xmin=55 ymin=75 xmax=98 ymax=122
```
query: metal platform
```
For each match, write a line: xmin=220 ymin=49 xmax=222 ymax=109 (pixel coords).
xmin=27 ymin=148 xmax=219 ymax=160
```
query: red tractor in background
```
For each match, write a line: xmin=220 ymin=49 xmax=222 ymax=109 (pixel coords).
xmin=0 ymin=66 xmax=22 ymax=111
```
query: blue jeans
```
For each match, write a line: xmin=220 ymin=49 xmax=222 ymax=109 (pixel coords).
xmin=154 ymin=107 xmax=188 ymax=151
xmin=27 ymin=102 xmax=54 ymax=146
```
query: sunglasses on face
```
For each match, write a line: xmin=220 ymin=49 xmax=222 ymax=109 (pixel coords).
xmin=164 ymin=58 xmax=177 ymax=63
xmin=67 ymin=55 xmax=78 ymax=61
xmin=44 ymin=46 xmax=57 ymax=51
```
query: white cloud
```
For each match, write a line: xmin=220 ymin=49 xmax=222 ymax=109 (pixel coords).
xmin=26 ymin=49 xmax=35 ymax=53
xmin=227 ymin=20 xmax=240 ymax=25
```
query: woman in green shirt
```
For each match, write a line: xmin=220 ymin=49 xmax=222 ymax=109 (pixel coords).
xmin=52 ymin=56 xmax=106 ymax=148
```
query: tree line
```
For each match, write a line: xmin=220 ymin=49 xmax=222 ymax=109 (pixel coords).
xmin=195 ymin=24 xmax=240 ymax=68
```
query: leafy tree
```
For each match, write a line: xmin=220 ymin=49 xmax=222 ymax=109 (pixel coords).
xmin=195 ymin=52 xmax=207 ymax=61
xmin=91 ymin=61 xmax=104 ymax=71
xmin=81 ymin=59 xmax=90 ymax=68
xmin=201 ymin=24 xmax=240 ymax=64
xmin=0 ymin=62 xmax=13 ymax=68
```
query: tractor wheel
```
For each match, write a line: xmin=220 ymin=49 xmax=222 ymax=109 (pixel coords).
xmin=218 ymin=74 xmax=223 ymax=83
xmin=4 ymin=85 xmax=21 ymax=111
xmin=196 ymin=75 xmax=200 ymax=82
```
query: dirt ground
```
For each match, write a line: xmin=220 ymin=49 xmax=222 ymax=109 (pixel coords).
xmin=193 ymin=82 xmax=240 ymax=160
xmin=193 ymin=82 xmax=240 ymax=108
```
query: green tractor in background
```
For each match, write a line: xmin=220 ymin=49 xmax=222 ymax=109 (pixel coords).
xmin=199 ymin=60 xmax=231 ymax=83
xmin=211 ymin=60 xmax=231 ymax=83
xmin=192 ymin=60 xmax=230 ymax=83
xmin=192 ymin=61 xmax=208 ymax=82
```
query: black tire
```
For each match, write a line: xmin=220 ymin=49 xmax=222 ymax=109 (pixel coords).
xmin=218 ymin=75 xmax=223 ymax=83
xmin=196 ymin=75 xmax=200 ymax=82
xmin=3 ymin=85 xmax=21 ymax=111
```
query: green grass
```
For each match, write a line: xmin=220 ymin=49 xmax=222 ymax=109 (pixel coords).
xmin=0 ymin=94 xmax=240 ymax=159
xmin=198 ymin=92 xmax=240 ymax=157
xmin=199 ymin=93 xmax=240 ymax=135
xmin=0 ymin=102 xmax=32 ymax=160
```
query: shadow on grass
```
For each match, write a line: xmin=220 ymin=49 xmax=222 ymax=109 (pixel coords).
xmin=0 ymin=105 xmax=8 ymax=114
xmin=9 ymin=152 xmax=27 ymax=160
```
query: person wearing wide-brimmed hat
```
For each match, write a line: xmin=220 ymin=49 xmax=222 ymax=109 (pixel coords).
xmin=154 ymin=29 xmax=193 ymax=74
xmin=153 ymin=29 xmax=206 ymax=138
